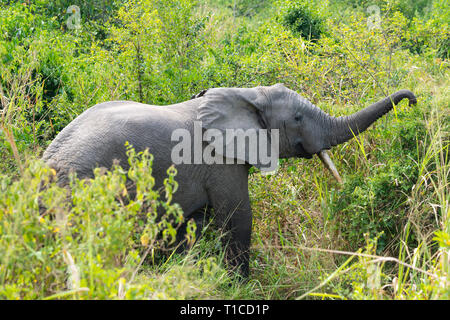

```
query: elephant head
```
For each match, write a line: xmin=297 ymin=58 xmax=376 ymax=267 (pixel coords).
xmin=197 ymin=83 xmax=417 ymax=178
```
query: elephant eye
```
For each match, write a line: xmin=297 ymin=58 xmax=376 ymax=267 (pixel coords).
xmin=294 ymin=114 xmax=303 ymax=122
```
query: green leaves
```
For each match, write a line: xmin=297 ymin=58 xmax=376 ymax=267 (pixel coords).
xmin=0 ymin=145 xmax=194 ymax=299
xmin=280 ymin=1 xmax=326 ymax=41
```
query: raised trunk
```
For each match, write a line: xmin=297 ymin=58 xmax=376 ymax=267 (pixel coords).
xmin=327 ymin=90 xmax=417 ymax=146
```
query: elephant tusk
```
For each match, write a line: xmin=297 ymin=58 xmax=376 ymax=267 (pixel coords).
xmin=318 ymin=150 xmax=343 ymax=184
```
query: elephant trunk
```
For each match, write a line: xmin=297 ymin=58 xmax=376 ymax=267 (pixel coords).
xmin=327 ymin=90 xmax=417 ymax=146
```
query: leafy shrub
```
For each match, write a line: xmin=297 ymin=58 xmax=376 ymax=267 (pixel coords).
xmin=34 ymin=0 xmax=126 ymax=26
xmin=330 ymin=105 xmax=428 ymax=253
xmin=334 ymin=0 xmax=432 ymax=20
xmin=403 ymin=0 xmax=449 ymax=59
xmin=0 ymin=2 xmax=41 ymax=44
xmin=109 ymin=0 xmax=210 ymax=104
xmin=227 ymin=0 xmax=270 ymax=18
xmin=280 ymin=1 xmax=325 ymax=41
xmin=0 ymin=145 xmax=203 ymax=299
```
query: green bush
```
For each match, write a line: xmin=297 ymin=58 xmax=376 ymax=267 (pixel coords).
xmin=330 ymin=105 xmax=428 ymax=253
xmin=280 ymin=1 xmax=325 ymax=41
xmin=0 ymin=145 xmax=205 ymax=299
xmin=333 ymin=0 xmax=432 ymax=20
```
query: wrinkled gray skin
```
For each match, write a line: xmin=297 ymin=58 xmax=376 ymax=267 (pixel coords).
xmin=42 ymin=84 xmax=417 ymax=278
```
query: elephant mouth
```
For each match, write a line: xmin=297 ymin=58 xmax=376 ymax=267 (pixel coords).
xmin=295 ymin=143 xmax=342 ymax=183
xmin=295 ymin=141 xmax=313 ymax=159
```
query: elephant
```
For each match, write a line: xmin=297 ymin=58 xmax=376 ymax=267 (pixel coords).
xmin=42 ymin=84 xmax=417 ymax=278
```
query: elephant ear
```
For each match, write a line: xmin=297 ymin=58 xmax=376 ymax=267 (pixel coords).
xmin=197 ymin=87 xmax=268 ymax=130
xmin=197 ymin=87 xmax=278 ymax=172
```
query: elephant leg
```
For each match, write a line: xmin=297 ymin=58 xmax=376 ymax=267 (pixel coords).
xmin=207 ymin=168 xmax=252 ymax=278
xmin=175 ymin=205 xmax=211 ymax=253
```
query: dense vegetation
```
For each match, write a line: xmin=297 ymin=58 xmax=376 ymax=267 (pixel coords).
xmin=0 ymin=0 xmax=448 ymax=299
